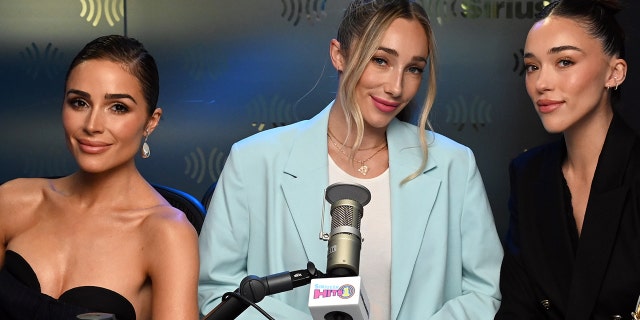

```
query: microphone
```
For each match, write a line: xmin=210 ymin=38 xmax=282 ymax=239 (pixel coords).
xmin=203 ymin=262 xmax=324 ymax=320
xmin=309 ymin=183 xmax=371 ymax=320
xmin=325 ymin=182 xmax=370 ymax=276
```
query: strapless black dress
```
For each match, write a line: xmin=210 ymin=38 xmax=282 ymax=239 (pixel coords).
xmin=0 ymin=250 xmax=136 ymax=320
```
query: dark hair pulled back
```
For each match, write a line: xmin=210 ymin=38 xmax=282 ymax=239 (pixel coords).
xmin=65 ymin=35 xmax=159 ymax=116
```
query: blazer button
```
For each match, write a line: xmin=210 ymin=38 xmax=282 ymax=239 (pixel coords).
xmin=610 ymin=316 xmax=621 ymax=320
xmin=540 ymin=299 xmax=551 ymax=310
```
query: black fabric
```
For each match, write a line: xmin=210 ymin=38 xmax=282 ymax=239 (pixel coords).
xmin=496 ymin=114 xmax=640 ymax=320
xmin=2 ymin=250 xmax=136 ymax=320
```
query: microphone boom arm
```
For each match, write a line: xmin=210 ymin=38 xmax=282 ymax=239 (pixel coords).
xmin=203 ymin=261 xmax=325 ymax=320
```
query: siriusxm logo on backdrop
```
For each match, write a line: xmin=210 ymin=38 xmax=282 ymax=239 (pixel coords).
xmin=513 ymin=48 xmax=526 ymax=76
xmin=20 ymin=43 xmax=66 ymax=80
xmin=421 ymin=0 xmax=549 ymax=21
xmin=248 ymin=95 xmax=298 ymax=132
xmin=183 ymin=147 xmax=225 ymax=184
xmin=446 ymin=95 xmax=493 ymax=132
xmin=280 ymin=0 xmax=329 ymax=26
xmin=79 ymin=0 xmax=125 ymax=27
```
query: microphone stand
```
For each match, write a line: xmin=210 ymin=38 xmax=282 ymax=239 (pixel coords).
xmin=203 ymin=261 xmax=324 ymax=320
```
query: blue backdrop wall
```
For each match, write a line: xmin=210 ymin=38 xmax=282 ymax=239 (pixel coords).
xmin=0 ymin=0 xmax=638 ymax=239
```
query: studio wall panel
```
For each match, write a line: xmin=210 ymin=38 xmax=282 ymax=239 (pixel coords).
xmin=1 ymin=0 xmax=638 ymax=239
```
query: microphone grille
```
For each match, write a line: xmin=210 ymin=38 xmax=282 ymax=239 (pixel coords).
xmin=325 ymin=182 xmax=371 ymax=206
xmin=330 ymin=200 xmax=363 ymax=230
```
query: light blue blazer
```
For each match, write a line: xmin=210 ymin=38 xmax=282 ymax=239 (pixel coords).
xmin=198 ymin=102 xmax=503 ymax=319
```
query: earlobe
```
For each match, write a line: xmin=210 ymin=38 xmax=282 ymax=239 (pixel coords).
xmin=329 ymin=39 xmax=344 ymax=72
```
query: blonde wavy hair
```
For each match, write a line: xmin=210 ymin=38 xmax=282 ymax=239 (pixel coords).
xmin=335 ymin=0 xmax=438 ymax=183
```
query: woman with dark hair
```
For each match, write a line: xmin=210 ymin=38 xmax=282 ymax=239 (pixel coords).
xmin=198 ymin=1 xmax=503 ymax=319
xmin=0 ymin=35 xmax=199 ymax=320
xmin=495 ymin=0 xmax=635 ymax=319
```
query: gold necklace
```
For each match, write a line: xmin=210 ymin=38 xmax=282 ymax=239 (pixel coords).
xmin=327 ymin=132 xmax=387 ymax=176
xmin=327 ymin=130 xmax=385 ymax=151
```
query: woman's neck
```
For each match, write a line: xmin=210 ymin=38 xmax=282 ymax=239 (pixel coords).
xmin=328 ymin=101 xmax=387 ymax=149
xmin=562 ymin=107 xmax=613 ymax=178
xmin=58 ymin=163 xmax=146 ymax=208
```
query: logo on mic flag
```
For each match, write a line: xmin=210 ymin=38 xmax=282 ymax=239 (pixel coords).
xmin=312 ymin=284 xmax=357 ymax=300
xmin=308 ymin=277 xmax=370 ymax=320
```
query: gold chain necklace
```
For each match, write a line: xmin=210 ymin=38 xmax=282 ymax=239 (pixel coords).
xmin=327 ymin=131 xmax=387 ymax=176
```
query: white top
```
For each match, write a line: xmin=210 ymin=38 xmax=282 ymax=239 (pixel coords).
xmin=328 ymin=155 xmax=391 ymax=320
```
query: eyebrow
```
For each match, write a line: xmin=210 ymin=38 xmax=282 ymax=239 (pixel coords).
xmin=524 ymin=45 xmax=583 ymax=59
xmin=549 ymin=45 xmax=583 ymax=54
xmin=105 ymin=93 xmax=137 ymax=104
xmin=66 ymin=89 xmax=137 ymax=104
xmin=66 ymin=89 xmax=90 ymax=98
xmin=378 ymin=46 xmax=428 ymax=64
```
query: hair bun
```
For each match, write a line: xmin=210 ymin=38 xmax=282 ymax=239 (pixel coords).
xmin=594 ymin=0 xmax=623 ymax=14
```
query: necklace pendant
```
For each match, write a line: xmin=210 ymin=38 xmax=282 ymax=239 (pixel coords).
xmin=358 ymin=165 xmax=369 ymax=176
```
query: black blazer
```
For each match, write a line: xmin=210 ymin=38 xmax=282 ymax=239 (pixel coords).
xmin=496 ymin=114 xmax=640 ymax=320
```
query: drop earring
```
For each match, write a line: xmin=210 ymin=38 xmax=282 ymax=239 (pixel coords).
xmin=141 ymin=130 xmax=151 ymax=159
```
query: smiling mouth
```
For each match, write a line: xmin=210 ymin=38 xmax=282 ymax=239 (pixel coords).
xmin=536 ymin=99 xmax=564 ymax=114
xmin=372 ymin=96 xmax=399 ymax=112
xmin=538 ymin=104 xmax=561 ymax=114
xmin=78 ymin=140 xmax=111 ymax=154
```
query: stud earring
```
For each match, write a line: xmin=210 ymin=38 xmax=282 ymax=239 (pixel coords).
xmin=614 ymin=76 xmax=619 ymax=91
xmin=141 ymin=130 xmax=151 ymax=159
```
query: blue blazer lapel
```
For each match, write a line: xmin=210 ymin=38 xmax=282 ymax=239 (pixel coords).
xmin=280 ymin=111 xmax=442 ymax=317
xmin=281 ymin=104 xmax=332 ymax=269
xmin=387 ymin=120 xmax=440 ymax=318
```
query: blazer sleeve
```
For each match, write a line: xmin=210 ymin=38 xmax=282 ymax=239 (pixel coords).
xmin=430 ymin=147 xmax=503 ymax=319
xmin=197 ymin=144 xmax=312 ymax=320
xmin=494 ymin=160 xmax=540 ymax=320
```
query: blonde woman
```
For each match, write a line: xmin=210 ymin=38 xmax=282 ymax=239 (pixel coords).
xmin=199 ymin=1 xmax=502 ymax=319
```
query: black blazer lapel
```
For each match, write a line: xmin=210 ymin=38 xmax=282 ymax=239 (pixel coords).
xmin=565 ymin=187 xmax=627 ymax=319
xmin=566 ymin=115 xmax=638 ymax=319
xmin=525 ymin=143 xmax=576 ymax=311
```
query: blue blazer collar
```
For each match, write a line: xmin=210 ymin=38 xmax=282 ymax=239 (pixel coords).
xmin=281 ymin=102 xmax=441 ymax=316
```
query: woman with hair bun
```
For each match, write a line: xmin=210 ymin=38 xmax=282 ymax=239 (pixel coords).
xmin=496 ymin=0 xmax=636 ymax=319
xmin=0 ymin=35 xmax=199 ymax=320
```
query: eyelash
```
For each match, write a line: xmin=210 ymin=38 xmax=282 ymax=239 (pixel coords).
xmin=371 ymin=57 xmax=424 ymax=74
xmin=372 ymin=57 xmax=387 ymax=66
xmin=558 ymin=59 xmax=574 ymax=67
xmin=524 ymin=63 xmax=538 ymax=73
xmin=68 ymin=98 xmax=88 ymax=110
xmin=523 ymin=57 xmax=574 ymax=74
xmin=67 ymin=98 xmax=129 ymax=114
xmin=110 ymin=103 xmax=129 ymax=114
xmin=408 ymin=66 xmax=424 ymax=74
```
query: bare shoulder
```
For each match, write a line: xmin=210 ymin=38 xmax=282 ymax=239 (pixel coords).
xmin=0 ymin=178 xmax=51 ymax=244
xmin=142 ymin=204 xmax=196 ymax=233
xmin=139 ymin=203 xmax=199 ymax=283
xmin=138 ymin=202 xmax=199 ymax=318
xmin=140 ymin=204 xmax=198 ymax=251
xmin=0 ymin=177 xmax=49 ymax=217
xmin=0 ymin=177 xmax=47 ymax=199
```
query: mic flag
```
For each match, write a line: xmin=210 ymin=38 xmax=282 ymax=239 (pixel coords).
xmin=308 ymin=276 xmax=370 ymax=320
